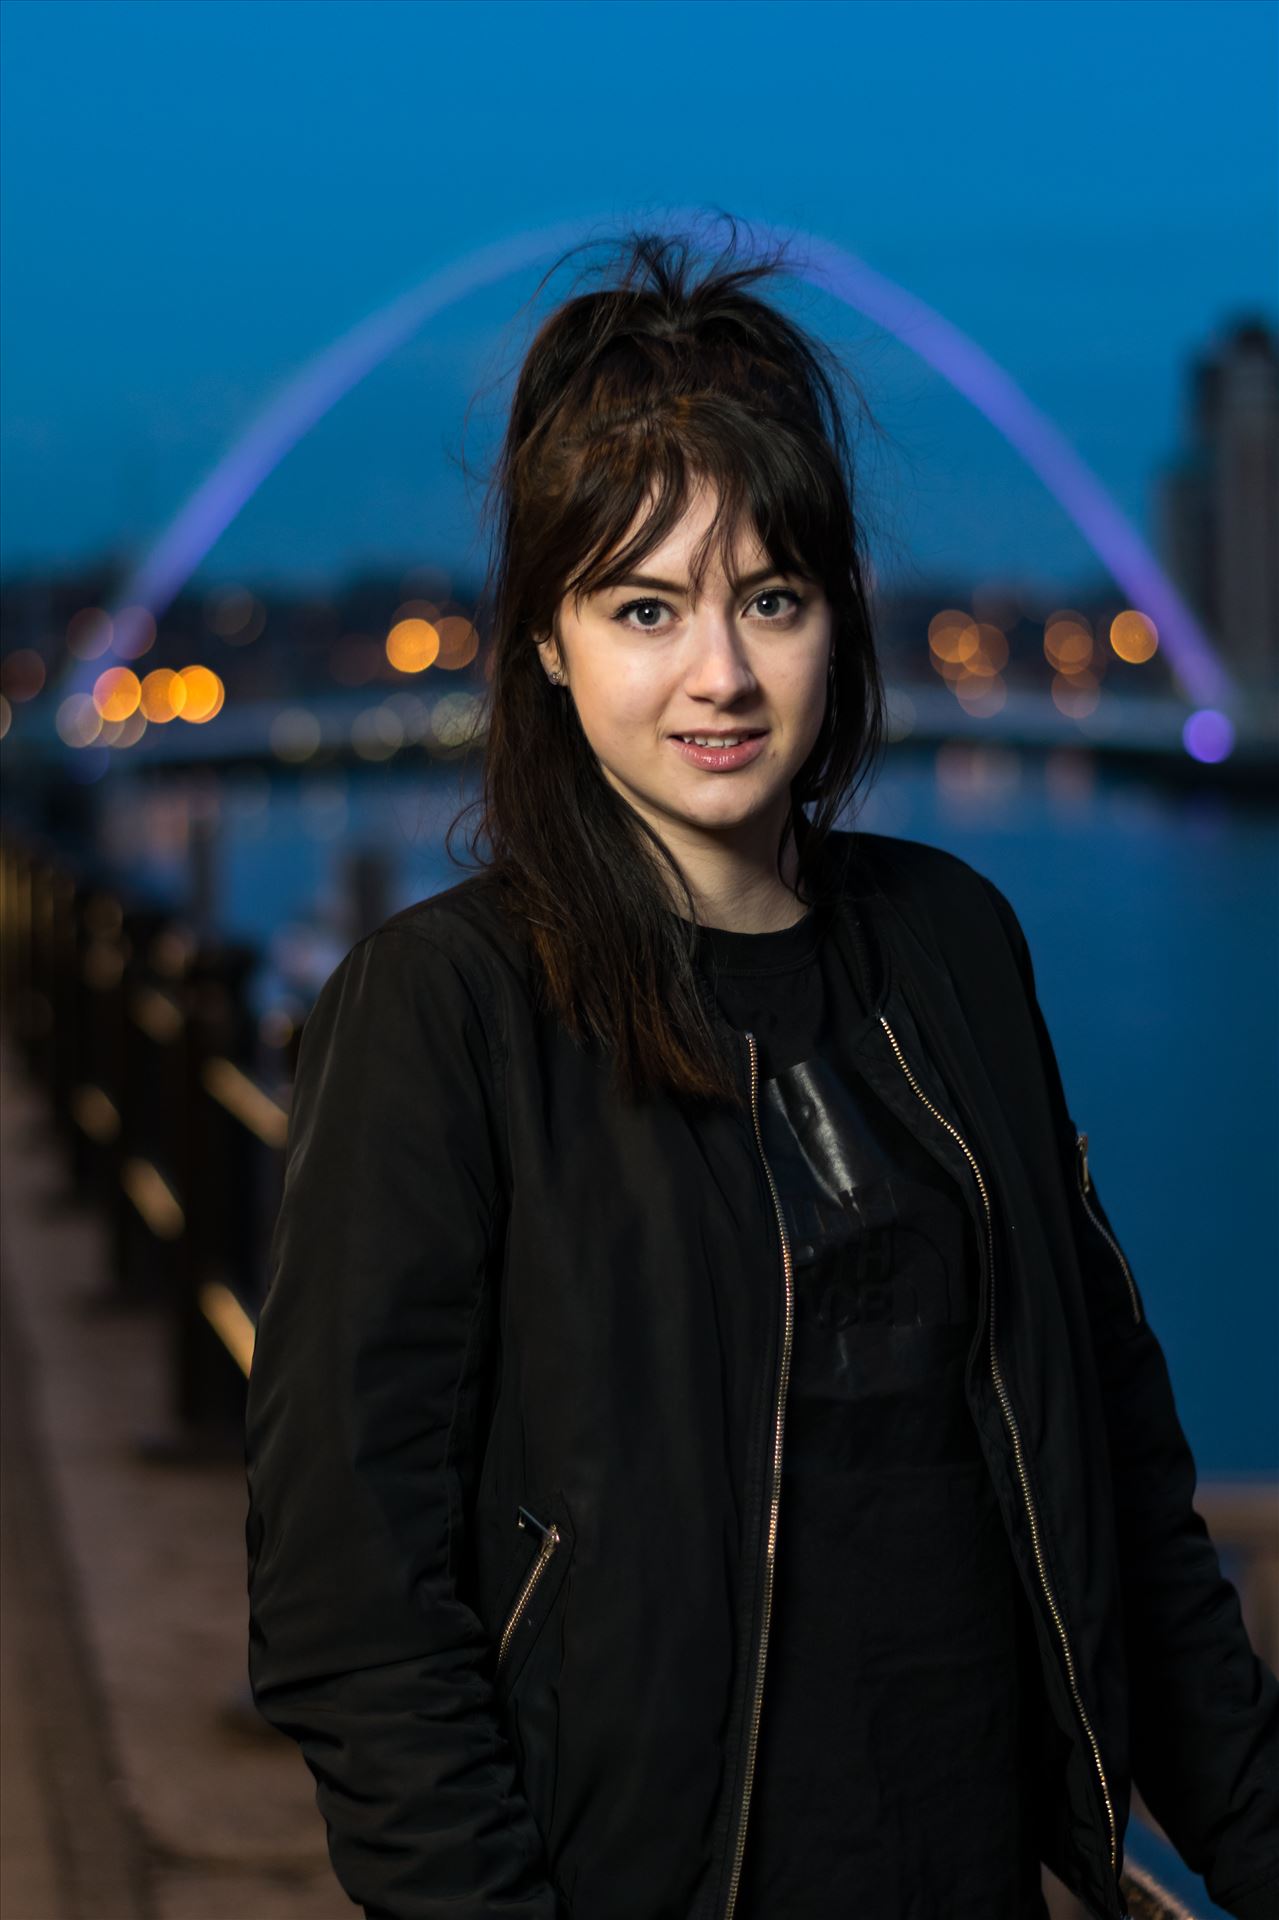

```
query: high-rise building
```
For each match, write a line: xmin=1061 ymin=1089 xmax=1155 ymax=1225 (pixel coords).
xmin=1157 ymin=319 xmax=1279 ymax=693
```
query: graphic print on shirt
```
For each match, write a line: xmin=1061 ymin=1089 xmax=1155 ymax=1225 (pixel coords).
xmin=718 ymin=973 xmax=1047 ymax=1919
xmin=759 ymin=1054 xmax=985 ymax=1469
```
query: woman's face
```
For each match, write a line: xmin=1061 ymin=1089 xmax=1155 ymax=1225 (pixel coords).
xmin=537 ymin=481 xmax=832 ymax=868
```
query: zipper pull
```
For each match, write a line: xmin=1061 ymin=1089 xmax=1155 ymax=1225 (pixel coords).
xmin=517 ymin=1504 xmax=551 ymax=1539
xmin=1076 ymin=1130 xmax=1091 ymax=1193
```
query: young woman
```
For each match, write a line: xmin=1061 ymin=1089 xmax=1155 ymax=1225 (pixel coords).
xmin=243 ymin=227 xmax=1279 ymax=1920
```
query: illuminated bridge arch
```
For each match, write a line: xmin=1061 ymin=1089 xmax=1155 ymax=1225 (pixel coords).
xmin=106 ymin=210 xmax=1233 ymax=716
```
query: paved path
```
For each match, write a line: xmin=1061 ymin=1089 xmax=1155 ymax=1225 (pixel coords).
xmin=0 ymin=1048 xmax=347 ymax=1920
xmin=1 ymin=1244 xmax=152 ymax=1920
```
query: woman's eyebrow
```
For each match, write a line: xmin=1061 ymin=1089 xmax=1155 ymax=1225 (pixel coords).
xmin=607 ymin=566 xmax=792 ymax=595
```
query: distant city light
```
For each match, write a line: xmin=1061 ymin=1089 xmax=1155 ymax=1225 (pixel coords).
xmin=1110 ymin=609 xmax=1159 ymax=664
xmin=92 ymin=666 xmax=142 ymax=723
xmin=434 ymin=615 xmax=480 ymax=670
xmin=178 ymin=665 xmax=225 ymax=724
xmin=1183 ymin=709 xmax=1235 ymax=763
xmin=1044 ymin=612 xmax=1094 ymax=674
xmin=56 ymin=691 xmax=103 ymax=748
xmin=927 ymin=608 xmax=1012 ymax=714
xmin=386 ymin=618 xmax=440 ymax=674
xmin=972 ymin=624 xmax=1009 ymax=673
xmin=928 ymin=609 xmax=978 ymax=664
xmin=140 ymin=668 xmax=186 ymax=723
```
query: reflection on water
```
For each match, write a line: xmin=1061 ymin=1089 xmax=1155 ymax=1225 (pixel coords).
xmin=96 ymin=744 xmax=1278 ymax=1475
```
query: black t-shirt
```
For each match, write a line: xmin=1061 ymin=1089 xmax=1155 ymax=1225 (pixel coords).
xmin=687 ymin=895 xmax=1048 ymax=1920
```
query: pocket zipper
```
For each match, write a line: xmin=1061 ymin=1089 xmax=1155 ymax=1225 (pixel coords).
xmin=496 ymin=1506 xmax=561 ymax=1669
xmin=1075 ymin=1131 xmax=1142 ymax=1326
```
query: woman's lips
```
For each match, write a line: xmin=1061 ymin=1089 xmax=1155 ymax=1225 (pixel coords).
xmin=668 ymin=732 xmax=769 ymax=772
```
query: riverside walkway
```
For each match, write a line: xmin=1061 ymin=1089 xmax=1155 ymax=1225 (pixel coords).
xmin=0 ymin=1044 xmax=348 ymax=1920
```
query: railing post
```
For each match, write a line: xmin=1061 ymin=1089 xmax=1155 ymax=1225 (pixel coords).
xmin=139 ymin=941 xmax=285 ymax=1464
xmin=108 ymin=908 xmax=194 ymax=1310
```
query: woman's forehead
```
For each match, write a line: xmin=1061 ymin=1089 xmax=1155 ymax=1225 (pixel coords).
xmin=577 ymin=501 xmax=780 ymax=602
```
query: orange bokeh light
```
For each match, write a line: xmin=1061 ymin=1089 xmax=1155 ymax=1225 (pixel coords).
xmin=386 ymin=618 xmax=440 ymax=674
xmin=1110 ymin=610 xmax=1158 ymax=664
xmin=178 ymin=665 xmax=225 ymax=723
xmin=1043 ymin=610 xmax=1093 ymax=674
xmin=92 ymin=666 xmax=142 ymax=723
xmin=434 ymin=615 xmax=480 ymax=670
xmin=139 ymin=668 xmax=187 ymax=723
xmin=928 ymin=609 xmax=981 ymax=665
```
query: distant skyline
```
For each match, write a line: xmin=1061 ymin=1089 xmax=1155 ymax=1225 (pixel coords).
xmin=1 ymin=0 xmax=1275 ymax=596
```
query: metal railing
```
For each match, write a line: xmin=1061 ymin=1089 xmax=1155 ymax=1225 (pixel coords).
xmin=1 ymin=834 xmax=290 ymax=1456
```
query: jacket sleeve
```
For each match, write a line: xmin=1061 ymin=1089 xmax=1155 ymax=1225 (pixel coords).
xmin=978 ymin=873 xmax=1279 ymax=1920
xmin=243 ymin=923 xmax=561 ymax=1919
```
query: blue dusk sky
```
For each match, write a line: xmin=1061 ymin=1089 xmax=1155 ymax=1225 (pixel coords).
xmin=1 ymin=0 xmax=1275 ymax=597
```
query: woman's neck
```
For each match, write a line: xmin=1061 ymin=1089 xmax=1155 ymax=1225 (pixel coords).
xmin=662 ymin=833 xmax=815 ymax=933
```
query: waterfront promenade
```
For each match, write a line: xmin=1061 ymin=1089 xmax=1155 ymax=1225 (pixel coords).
xmin=0 ymin=1042 xmax=348 ymax=1920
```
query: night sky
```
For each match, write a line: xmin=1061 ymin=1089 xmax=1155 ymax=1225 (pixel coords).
xmin=2 ymin=0 xmax=1275 ymax=595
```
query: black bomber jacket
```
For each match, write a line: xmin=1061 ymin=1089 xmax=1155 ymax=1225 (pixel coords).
xmin=243 ymin=828 xmax=1279 ymax=1920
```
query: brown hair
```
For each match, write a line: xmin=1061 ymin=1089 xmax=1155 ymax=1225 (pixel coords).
xmin=450 ymin=215 xmax=889 ymax=1110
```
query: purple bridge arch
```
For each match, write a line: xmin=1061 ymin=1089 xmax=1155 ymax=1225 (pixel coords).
xmin=98 ymin=211 xmax=1236 ymax=744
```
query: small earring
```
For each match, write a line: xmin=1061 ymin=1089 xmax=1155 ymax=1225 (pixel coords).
xmin=548 ymin=669 xmax=563 ymax=685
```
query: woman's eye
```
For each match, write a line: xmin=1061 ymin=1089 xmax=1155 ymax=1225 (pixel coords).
xmin=753 ymin=590 xmax=803 ymax=619
xmin=612 ymin=590 xmax=803 ymax=631
xmin=615 ymin=598 xmax=669 ymax=629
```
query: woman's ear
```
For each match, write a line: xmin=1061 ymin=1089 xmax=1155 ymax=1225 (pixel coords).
xmin=534 ymin=632 xmax=564 ymax=684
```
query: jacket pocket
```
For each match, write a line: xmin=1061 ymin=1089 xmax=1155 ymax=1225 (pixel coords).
xmin=1074 ymin=1129 xmax=1144 ymax=1327
xmin=493 ymin=1497 xmax=574 ymax=1696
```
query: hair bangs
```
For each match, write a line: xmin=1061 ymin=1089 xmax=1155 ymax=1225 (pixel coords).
xmin=562 ymin=399 xmax=845 ymax=615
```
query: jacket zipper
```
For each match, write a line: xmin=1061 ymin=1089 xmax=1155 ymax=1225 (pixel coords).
xmin=1075 ymin=1131 xmax=1142 ymax=1326
xmin=496 ymin=1506 xmax=561 ymax=1670
xmin=878 ymin=1014 xmax=1119 ymax=1882
xmin=721 ymin=1031 xmax=795 ymax=1920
